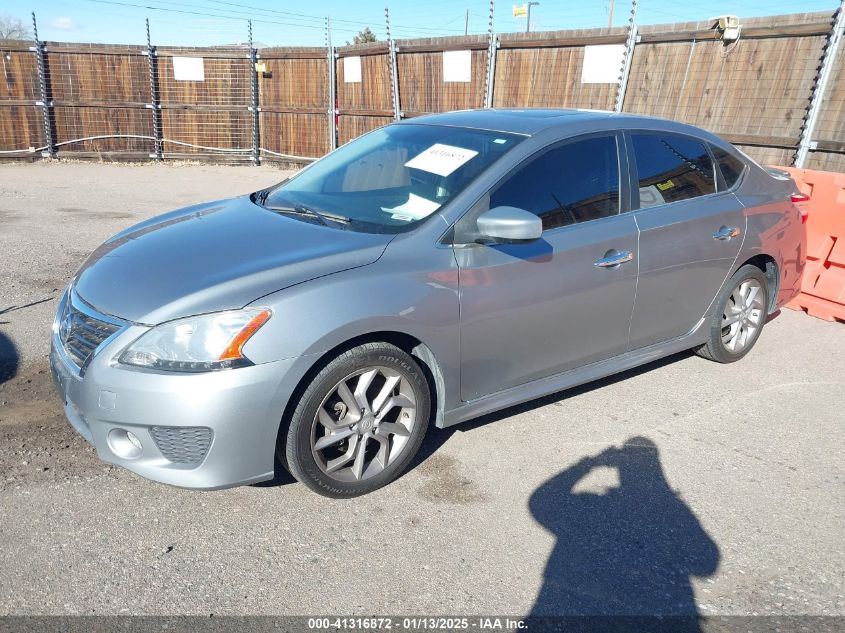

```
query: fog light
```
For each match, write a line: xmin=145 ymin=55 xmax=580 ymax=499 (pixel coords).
xmin=108 ymin=428 xmax=143 ymax=459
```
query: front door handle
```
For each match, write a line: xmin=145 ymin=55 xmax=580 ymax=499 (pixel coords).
xmin=713 ymin=226 xmax=741 ymax=241
xmin=594 ymin=250 xmax=634 ymax=269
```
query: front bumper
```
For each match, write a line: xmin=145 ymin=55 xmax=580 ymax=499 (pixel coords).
xmin=49 ymin=327 xmax=300 ymax=490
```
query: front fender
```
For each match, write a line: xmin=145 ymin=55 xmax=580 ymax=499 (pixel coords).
xmin=242 ymin=242 xmax=462 ymax=416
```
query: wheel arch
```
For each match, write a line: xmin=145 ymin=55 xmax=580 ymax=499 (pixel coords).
xmin=274 ymin=330 xmax=446 ymax=457
xmin=734 ymin=254 xmax=779 ymax=312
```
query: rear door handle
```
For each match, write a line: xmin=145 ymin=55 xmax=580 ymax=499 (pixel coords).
xmin=713 ymin=226 xmax=741 ymax=241
xmin=594 ymin=250 xmax=634 ymax=268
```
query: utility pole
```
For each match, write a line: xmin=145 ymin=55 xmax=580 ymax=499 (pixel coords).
xmin=326 ymin=16 xmax=337 ymax=151
xmin=795 ymin=0 xmax=845 ymax=167
xmin=145 ymin=18 xmax=163 ymax=161
xmin=385 ymin=7 xmax=401 ymax=121
xmin=608 ymin=0 xmax=614 ymax=28
xmin=526 ymin=2 xmax=540 ymax=33
xmin=614 ymin=0 xmax=639 ymax=112
xmin=465 ymin=9 xmax=469 ymax=35
xmin=31 ymin=12 xmax=55 ymax=159
xmin=483 ymin=0 xmax=497 ymax=108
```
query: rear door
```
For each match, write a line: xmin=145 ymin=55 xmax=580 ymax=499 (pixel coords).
xmin=626 ymin=132 xmax=746 ymax=349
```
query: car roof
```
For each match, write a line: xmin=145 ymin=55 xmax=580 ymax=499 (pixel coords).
xmin=400 ymin=108 xmax=725 ymax=145
xmin=401 ymin=108 xmax=610 ymax=135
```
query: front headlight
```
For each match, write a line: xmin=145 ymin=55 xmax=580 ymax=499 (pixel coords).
xmin=119 ymin=308 xmax=271 ymax=372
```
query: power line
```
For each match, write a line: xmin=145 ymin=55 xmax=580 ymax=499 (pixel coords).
xmin=76 ymin=0 xmax=345 ymax=31
xmin=74 ymin=0 xmax=460 ymax=39
xmin=119 ymin=0 xmax=470 ymax=35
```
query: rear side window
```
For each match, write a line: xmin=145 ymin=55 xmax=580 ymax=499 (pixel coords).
xmin=490 ymin=135 xmax=620 ymax=230
xmin=711 ymin=145 xmax=746 ymax=189
xmin=632 ymin=134 xmax=716 ymax=208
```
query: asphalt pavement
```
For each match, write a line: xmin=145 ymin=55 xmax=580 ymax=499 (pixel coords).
xmin=0 ymin=162 xmax=842 ymax=617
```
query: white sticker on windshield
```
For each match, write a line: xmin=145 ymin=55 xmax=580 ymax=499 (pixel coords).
xmin=381 ymin=193 xmax=441 ymax=221
xmin=404 ymin=144 xmax=479 ymax=177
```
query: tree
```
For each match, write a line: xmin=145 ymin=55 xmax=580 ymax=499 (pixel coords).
xmin=0 ymin=14 xmax=29 ymax=40
xmin=347 ymin=27 xmax=377 ymax=45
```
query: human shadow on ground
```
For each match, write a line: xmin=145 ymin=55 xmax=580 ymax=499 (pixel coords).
xmin=526 ymin=436 xmax=720 ymax=632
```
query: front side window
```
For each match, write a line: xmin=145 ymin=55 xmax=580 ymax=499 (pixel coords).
xmin=489 ymin=135 xmax=620 ymax=230
xmin=257 ymin=124 xmax=524 ymax=233
xmin=632 ymin=134 xmax=716 ymax=209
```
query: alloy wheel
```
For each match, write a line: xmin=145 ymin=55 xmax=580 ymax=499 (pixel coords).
xmin=310 ymin=366 xmax=417 ymax=482
xmin=721 ymin=278 xmax=765 ymax=353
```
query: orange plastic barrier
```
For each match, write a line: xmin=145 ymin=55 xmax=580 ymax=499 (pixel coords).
xmin=774 ymin=166 xmax=845 ymax=322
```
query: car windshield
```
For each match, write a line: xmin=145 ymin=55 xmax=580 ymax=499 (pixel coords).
xmin=255 ymin=124 xmax=525 ymax=233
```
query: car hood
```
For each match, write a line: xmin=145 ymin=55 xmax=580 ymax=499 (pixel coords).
xmin=74 ymin=196 xmax=394 ymax=324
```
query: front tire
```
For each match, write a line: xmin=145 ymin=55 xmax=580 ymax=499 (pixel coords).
xmin=282 ymin=342 xmax=431 ymax=498
xmin=695 ymin=264 xmax=769 ymax=363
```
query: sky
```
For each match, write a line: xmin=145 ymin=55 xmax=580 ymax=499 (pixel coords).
xmin=2 ymin=0 xmax=840 ymax=47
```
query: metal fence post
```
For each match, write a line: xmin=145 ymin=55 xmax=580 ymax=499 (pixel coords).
xmin=615 ymin=0 xmax=639 ymax=112
xmin=248 ymin=20 xmax=261 ymax=165
xmin=385 ymin=8 xmax=402 ymax=121
xmin=795 ymin=0 xmax=845 ymax=168
xmin=326 ymin=17 xmax=338 ymax=151
xmin=145 ymin=19 xmax=163 ymax=161
xmin=483 ymin=0 xmax=497 ymax=108
xmin=31 ymin=13 xmax=55 ymax=158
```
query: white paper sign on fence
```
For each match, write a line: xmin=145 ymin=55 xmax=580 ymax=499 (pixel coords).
xmin=172 ymin=57 xmax=205 ymax=81
xmin=443 ymin=50 xmax=472 ymax=82
xmin=343 ymin=56 xmax=362 ymax=83
xmin=405 ymin=143 xmax=479 ymax=177
xmin=581 ymin=44 xmax=626 ymax=84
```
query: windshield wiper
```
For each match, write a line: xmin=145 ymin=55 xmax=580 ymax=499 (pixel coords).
xmin=265 ymin=204 xmax=351 ymax=228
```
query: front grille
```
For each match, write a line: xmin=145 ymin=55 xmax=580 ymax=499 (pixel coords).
xmin=58 ymin=295 xmax=123 ymax=370
xmin=150 ymin=426 xmax=213 ymax=465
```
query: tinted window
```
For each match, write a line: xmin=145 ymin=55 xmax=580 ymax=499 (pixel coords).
xmin=711 ymin=145 xmax=745 ymax=189
xmin=490 ymin=136 xmax=620 ymax=230
xmin=632 ymin=134 xmax=715 ymax=208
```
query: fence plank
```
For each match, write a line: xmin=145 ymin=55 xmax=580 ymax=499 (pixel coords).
xmin=397 ymin=36 xmax=488 ymax=114
xmin=623 ymin=14 xmax=830 ymax=166
xmin=493 ymin=46 xmax=616 ymax=109
xmin=0 ymin=48 xmax=40 ymax=101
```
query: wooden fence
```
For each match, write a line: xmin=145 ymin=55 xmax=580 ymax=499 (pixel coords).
xmin=1 ymin=9 xmax=843 ymax=170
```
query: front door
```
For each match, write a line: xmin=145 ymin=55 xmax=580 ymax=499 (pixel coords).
xmin=626 ymin=132 xmax=745 ymax=349
xmin=455 ymin=134 xmax=639 ymax=402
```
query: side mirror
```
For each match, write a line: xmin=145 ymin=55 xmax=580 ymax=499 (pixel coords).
xmin=475 ymin=206 xmax=543 ymax=244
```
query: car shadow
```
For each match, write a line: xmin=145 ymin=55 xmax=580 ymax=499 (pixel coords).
xmin=0 ymin=331 xmax=19 ymax=387
xmin=258 ymin=350 xmax=694 ymax=490
xmin=525 ymin=437 xmax=719 ymax=632
xmin=251 ymin=455 xmax=298 ymax=488
xmin=410 ymin=350 xmax=694 ymax=471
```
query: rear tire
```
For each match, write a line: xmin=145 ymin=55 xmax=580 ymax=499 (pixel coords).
xmin=282 ymin=342 xmax=430 ymax=498
xmin=695 ymin=264 xmax=769 ymax=363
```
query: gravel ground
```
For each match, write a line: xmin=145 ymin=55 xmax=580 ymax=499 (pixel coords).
xmin=0 ymin=162 xmax=843 ymax=618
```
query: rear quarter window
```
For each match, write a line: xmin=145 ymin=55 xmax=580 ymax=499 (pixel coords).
xmin=710 ymin=145 xmax=746 ymax=189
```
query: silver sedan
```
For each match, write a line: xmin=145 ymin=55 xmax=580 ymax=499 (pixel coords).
xmin=50 ymin=109 xmax=806 ymax=497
